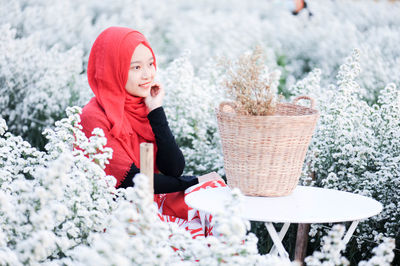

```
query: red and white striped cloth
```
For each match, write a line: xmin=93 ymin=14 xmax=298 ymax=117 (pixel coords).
xmin=155 ymin=180 xmax=227 ymax=239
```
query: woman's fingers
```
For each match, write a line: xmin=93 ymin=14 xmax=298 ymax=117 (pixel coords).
xmin=198 ymin=172 xmax=223 ymax=183
xmin=150 ymin=85 xmax=159 ymax=97
xmin=150 ymin=82 xmax=164 ymax=99
xmin=145 ymin=82 xmax=165 ymax=111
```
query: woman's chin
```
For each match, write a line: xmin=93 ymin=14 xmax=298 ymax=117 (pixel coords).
xmin=142 ymin=91 xmax=151 ymax=98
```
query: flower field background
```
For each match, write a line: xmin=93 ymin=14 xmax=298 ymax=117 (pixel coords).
xmin=0 ymin=0 xmax=399 ymax=265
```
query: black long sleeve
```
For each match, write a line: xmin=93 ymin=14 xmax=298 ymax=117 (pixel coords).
xmin=147 ymin=107 xmax=185 ymax=177
xmin=119 ymin=107 xmax=199 ymax=193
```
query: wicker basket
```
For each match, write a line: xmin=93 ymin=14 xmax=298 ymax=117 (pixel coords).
xmin=216 ymin=96 xmax=319 ymax=197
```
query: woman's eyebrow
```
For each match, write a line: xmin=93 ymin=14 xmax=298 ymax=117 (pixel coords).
xmin=130 ymin=57 xmax=154 ymax=65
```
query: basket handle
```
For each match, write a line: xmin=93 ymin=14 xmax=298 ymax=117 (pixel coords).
xmin=219 ymin=101 xmax=237 ymax=113
xmin=292 ymin=96 xmax=315 ymax=109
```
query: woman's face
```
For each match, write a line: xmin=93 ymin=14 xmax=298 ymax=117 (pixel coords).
xmin=125 ymin=44 xmax=156 ymax=97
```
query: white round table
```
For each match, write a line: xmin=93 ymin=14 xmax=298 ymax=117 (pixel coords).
xmin=185 ymin=185 xmax=383 ymax=259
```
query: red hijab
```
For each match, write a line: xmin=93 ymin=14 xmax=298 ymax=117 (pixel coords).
xmin=87 ymin=27 xmax=157 ymax=169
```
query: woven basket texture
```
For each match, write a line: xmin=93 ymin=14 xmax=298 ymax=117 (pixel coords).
xmin=216 ymin=96 xmax=319 ymax=197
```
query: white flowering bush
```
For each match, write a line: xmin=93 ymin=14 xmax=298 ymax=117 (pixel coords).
xmin=0 ymin=107 xmax=116 ymax=264
xmin=292 ymin=49 xmax=400 ymax=262
xmin=159 ymin=53 xmax=225 ymax=175
xmin=305 ymin=225 xmax=350 ymax=266
xmin=0 ymin=0 xmax=153 ymax=57
xmin=0 ymin=25 xmax=89 ymax=149
xmin=63 ymin=174 xmax=178 ymax=266
xmin=358 ymin=238 xmax=396 ymax=266
xmin=305 ymin=225 xmax=395 ymax=266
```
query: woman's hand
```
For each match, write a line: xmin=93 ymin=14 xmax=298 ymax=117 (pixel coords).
xmin=145 ymin=82 xmax=165 ymax=112
xmin=198 ymin=172 xmax=224 ymax=183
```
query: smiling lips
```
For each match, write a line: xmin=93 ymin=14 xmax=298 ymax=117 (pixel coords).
xmin=139 ymin=82 xmax=152 ymax=89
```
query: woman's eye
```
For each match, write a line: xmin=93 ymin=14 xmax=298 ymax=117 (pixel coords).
xmin=149 ymin=62 xmax=154 ymax=66
xmin=134 ymin=66 xmax=140 ymax=70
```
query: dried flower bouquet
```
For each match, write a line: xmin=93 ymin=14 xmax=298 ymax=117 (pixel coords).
xmin=221 ymin=46 xmax=283 ymax=116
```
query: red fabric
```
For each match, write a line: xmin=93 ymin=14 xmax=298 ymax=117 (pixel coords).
xmin=155 ymin=179 xmax=227 ymax=220
xmin=81 ymin=26 xmax=158 ymax=186
xmin=155 ymin=192 xmax=189 ymax=220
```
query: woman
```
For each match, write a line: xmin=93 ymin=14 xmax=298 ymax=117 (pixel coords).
xmin=80 ymin=26 xmax=225 ymax=238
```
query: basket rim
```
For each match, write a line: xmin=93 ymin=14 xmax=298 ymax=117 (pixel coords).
xmin=215 ymin=102 xmax=319 ymax=118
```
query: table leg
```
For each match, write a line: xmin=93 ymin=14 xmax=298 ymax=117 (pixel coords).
xmin=342 ymin=220 xmax=359 ymax=245
xmin=269 ymin=222 xmax=291 ymax=255
xmin=265 ymin=222 xmax=290 ymax=259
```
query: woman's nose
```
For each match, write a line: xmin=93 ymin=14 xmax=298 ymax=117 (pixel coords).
xmin=142 ymin=67 xmax=152 ymax=79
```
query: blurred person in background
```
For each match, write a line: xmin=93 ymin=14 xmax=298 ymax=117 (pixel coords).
xmin=287 ymin=0 xmax=313 ymax=16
